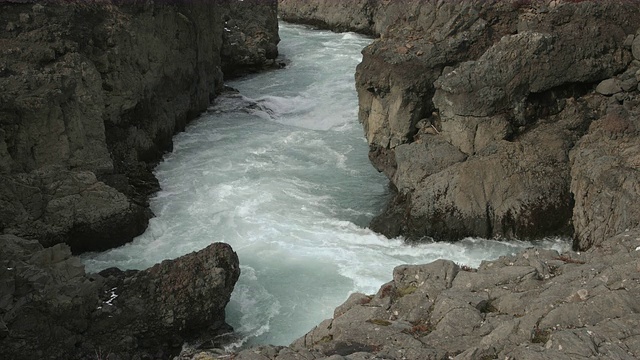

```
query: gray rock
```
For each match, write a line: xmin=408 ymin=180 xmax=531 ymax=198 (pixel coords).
xmin=0 ymin=234 xmax=240 ymax=360
xmin=355 ymin=0 xmax=640 ymax=242
xmin=570 ymin=102 xmax=640 ymax=250
xmin=596 ymin=78 xmax=623 ymax=95
xmin=633 ymin=31 xmax=640 ymax=60
xmin=0 ymin=0 xmax=279 ymax=252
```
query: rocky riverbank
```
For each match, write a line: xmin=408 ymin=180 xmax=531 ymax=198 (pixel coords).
xmin=0 ymin=0 xmax=278 ymax=358
xmin=282 ymin=0 xmax=640 ymax=250
xmin=177 ymin=1 xmax=640 ymax=359
xmin=0 ymin=0 xmax=279 ymax=253
xmin=202 ymin=228 xmax=640 ymax=360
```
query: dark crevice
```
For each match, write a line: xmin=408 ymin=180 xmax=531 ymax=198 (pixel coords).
xmin=506 ymin=82 xmax=593 ymax=141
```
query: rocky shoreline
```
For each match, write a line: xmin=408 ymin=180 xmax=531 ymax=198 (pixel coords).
xmin=2 ymin=0 xmax=640 ymax=359
xmin=0 ymin=0 xmax=279 ymax=254
xmin=282 ymin=0 xmax=640 ymax=249
xmin=1 ymin=0 xmax=278 ymax=358
xmin=211 ymin=0 xmax=640 ymax=359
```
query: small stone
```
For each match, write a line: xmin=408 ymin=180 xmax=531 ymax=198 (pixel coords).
xmin=596 ymin=78 xmax=622 ymax=96
xmin=621 ymin=77 xmax=639 ymax=92
xmin=19 ymin=13 xmax=30 ymax=23
xmin=625 ymin=34 xmax=635 ymax=48
xmin=633 ymin=34 xmax=640 ymax=60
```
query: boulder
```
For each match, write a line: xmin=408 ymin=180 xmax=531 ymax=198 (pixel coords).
xmin=0 ymin=168 xmax=148 ymax=253
xmin=0 ymin=234 xmax=240 ymax=360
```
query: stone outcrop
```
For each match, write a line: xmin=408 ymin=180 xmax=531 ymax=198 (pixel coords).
xmin=0 ymin=0 xmax=279 ymax=253
xmin=221 ymin=0 xmax=280 ymax=78
xmin=570 ymin=95 xmax=640 ymax=250
xmin=186 ymin=228 xmax=640 ymax=360
xmin=0 ymin=234 xmax=240 ymax=360
xmin=279 ymin=0 xmax=640 ymax=246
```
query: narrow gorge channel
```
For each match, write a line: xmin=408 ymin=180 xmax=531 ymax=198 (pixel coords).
xmin=82 ymin=23 xmax=569 ymax=348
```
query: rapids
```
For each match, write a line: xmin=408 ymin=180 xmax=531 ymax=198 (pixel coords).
xmin=82 ymin=23 xmax=570 ymax=348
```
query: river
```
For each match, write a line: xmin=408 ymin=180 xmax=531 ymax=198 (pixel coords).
xmin=82 ymin=23 xmax=569 ymax=349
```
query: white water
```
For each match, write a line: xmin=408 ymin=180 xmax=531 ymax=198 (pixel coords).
xmin=82 ymin=23 xmax=570 ymax=348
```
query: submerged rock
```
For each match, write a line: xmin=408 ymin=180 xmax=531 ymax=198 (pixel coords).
xmin=0 ymin=234 xmax=240 ymax=360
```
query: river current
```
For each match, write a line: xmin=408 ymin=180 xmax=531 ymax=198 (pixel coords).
xmin=82 ymin=23 xmax=569 ymax=348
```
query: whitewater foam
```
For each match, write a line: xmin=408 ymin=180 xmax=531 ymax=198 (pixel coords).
xmin=81 ymin=22 xmax=571 ymax=349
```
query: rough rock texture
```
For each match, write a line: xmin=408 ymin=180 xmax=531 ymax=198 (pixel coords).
xmin=0 ymin=0 xmax=279 ymax=253
xmin=189 ymin=228 xmax=640 ymax=360
xmin=280 ymin=0 xmax=640 ymax=244
xmin=0 ymin=234 xmax=240 ymax=360
xmin=221 ymin=0 xmax=280 ymax=78
xmin=361 ymin=0 xmax=639 ymax=242
xmin=570 ymin=96 xmax=640 ymax=250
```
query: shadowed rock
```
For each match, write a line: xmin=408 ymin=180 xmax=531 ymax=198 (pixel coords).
xmin=0 ymin=0 xmax=279 ymax=252
xmin=0 ymin=234 xmax=240 ymax=360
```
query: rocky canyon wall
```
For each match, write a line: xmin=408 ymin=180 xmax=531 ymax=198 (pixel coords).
xmin=0 ymin=0 xmax=279 ymax=253
xmin=279 ymin=0 xmax=640 ymax=250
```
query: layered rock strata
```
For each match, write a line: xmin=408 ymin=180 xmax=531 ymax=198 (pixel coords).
xmin=0 ymin=0 xmax=279 ymax=253
xmin=0 ymin=234 xmax=240 ymax=360
xmin=280 ymin=0 xmax=640 ymax=249
xmin=195 ymin=228 xmax=640 ymax=360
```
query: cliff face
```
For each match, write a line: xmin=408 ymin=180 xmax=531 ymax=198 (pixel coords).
xmin=0 ymin=0 xmax=279 ymax=253
xmin=279 ymin=0 xmax=640 ymax=250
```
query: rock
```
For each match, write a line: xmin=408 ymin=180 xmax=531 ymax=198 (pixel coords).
xmin=204 ymin=228 xmax=640 ymax=360
xmin=0 ymin=234 xmax=240 ymax=359
xmin=570 ymin=100 xmax=640 ymax=250
xmin=353 ymin=0 xmax=640 ymax=242
xmin=0 ymin=0 xmax=279 ymax=252
xmin=0 ymin=168 xmax=148 ymax=253
xmin=88 ymin=242 xmax=241 ymax=358
xmin=220 ymin=0 xmax=280 ymax=78
xmin=596 ymin=78 xmax=623 ymax=95
xmin=633 ymin=31 xmax=640 ymax=60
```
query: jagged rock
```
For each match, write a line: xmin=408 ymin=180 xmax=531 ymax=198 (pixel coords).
xmin=221 ymin=0 xmax=280 ymax=78
xmin=353 ymin=0 xmax=640 ymax=241
xmin=570 ymin=98 xmax=640 ymax=250
xmin=0 ymin=234 xmax=240 ymax=360
xmin=208 ymin=229 xmax=640 ymax=360
xmin=0 ymin=0 xmax=279 ymax=251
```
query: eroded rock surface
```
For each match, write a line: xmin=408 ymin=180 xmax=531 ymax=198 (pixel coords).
xmin=0 ymin=0 xmax=279 ymax=252
xmin=279 ymin=0 xmax=640 ymax=244
xmin=188 ymin=229 xmax=640 ymax=360
xmin=0 ymin=234 xmax=240 ymax=360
